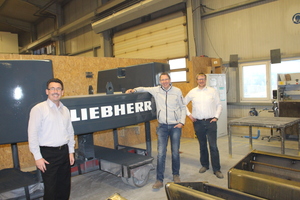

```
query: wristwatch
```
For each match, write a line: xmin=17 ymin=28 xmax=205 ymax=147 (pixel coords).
xmin=213 ymin=117 xmax=218 ymax=120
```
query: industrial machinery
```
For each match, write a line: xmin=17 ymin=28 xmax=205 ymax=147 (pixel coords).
xmin=277 ymin=73 xmax=300 ymax=138
xmin=62 ymin=92 xmax=156 ymax=188
xmin=165 ymin=150 xmax=300 ymax=200
xmin=0 ymin=60 xmax=169 ymax=199
xmin=97 ymin=62 xmax=169 ymax=93
xmin=0 ymin=60 xmax=52 ymax=199
xmin=277 ymin=73 xmax=300 ymax=101
xmin=228 ymin=150 xmax=300 ymax=200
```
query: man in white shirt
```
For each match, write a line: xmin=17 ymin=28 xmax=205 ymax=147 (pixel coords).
xmin=185 ymin=73 xmax=223 ymax=179
xmin=28 ymin=78 xmax=75 ymax=200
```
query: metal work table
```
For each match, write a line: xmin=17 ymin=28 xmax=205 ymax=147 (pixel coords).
xmin=228 ymin=116 xmax=300 ymax=156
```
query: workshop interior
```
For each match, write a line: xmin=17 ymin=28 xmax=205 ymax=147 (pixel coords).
xmin=0 ymin=0 xmax=300 ymax=199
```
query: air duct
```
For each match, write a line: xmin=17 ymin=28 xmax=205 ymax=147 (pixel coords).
xmin=91 ymin=0 xmax=185 ymax=34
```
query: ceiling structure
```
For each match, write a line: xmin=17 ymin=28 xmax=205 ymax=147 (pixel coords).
xmin=0 ymin=0 xmax=187 ymax=53
xmin=0 ymin=0 xmax=70 ymax=34
xmin=0 ymin=0 xmax=271 ymax=54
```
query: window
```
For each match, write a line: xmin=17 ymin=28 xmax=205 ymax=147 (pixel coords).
xmin=239 ymin=62 xmax=269 ymax=102
xmin=239 ymin=58 xmax=300 ymax=102
xmin=168 ymin=58 xmax=187 ymax=82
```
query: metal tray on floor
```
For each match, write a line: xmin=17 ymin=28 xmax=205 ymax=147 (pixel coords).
xmin=94 ymin=145 xmax=154 ymax=187
xmin=228 ymin=150 xmax=300 ymax=200
xmin=165 ymin=182 xmax=266 ymax=200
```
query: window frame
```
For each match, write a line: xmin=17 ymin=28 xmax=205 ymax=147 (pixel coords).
xmin=239 ymin=57 xmax=300 ymax=103
xmin=239 ymin=61 xmax=270 ymax=103
xmin=168 ymin=57 xmax=188 ymax=83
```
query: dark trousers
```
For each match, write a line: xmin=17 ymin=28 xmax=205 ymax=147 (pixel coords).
xmin=193 ymin=120 xmax=221 ymax=172
xmin=40 ymin=145 xmax=71 ymax=200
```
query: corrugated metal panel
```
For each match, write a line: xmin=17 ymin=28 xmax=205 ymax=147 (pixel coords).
xmin=201 ymin=0 xmax=299 ymax=60
xmin=201 ymin=0 xmax=269 ymax=11
xmin=65 ymin=25 xmax=101 ymax=55
xmin=36 ymin=18 xmax=55 ymax=39
xmin=63 ymin=0 xmax=98 ymax=24
xmin=113 ymin=12 xmax=187 ymax=59
xmin=91 ymin=0 xmax=185 ymax=33
xmin=77 ymin=51 xmax=94 ymax=57
xmin=32 ymin=0 xmax=101 ymax=55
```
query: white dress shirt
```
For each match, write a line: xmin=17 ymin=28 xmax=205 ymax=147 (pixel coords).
xmin=28 ymin=98 xmax=75 ymax=160
xmin=185 ymin=86 xmax=222 ymax=119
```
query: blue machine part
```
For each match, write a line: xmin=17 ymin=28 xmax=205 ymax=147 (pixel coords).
xmin=244 ymin=129 xmax=261 ymax=139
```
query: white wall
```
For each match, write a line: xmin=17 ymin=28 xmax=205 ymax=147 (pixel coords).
xmin=201 ymin=0 xmax=300 ymax=61
xmin=0 ymin=32 xmax=18 ymax=54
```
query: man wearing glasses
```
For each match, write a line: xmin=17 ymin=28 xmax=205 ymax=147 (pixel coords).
xmin=126 ymin=72 xmax=186 ymax=189
xmin=185 ymin=73 xmax=223 ymax=179
xmin=28 ymin=78 xmax=75 ymax=200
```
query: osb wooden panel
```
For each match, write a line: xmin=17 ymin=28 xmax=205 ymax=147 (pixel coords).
xmin=192 ymin=56 xmax=212 ymax=75
xmin=173 ymin=60 xmax=195 ymax=138
xmin=0 ymin=144 xmax=13 ymax=169
xmin=0 ymin=54 xmax=166 ymax=170
xmin=192 ymin=56 xmax=225 ymax=74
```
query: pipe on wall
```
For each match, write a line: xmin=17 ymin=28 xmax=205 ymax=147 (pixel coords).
xmin=201 ymin=0 xmax=270 ymax=18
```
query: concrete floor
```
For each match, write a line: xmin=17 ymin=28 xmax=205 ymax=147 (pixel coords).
xmin=69 ymin=133 xmax=299 ymax=200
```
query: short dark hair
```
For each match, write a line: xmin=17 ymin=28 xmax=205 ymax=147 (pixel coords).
xmin=160 ymin=72 xmax=171 ymax=80
xmin=47 ymin=78 xmax=64 ymax=90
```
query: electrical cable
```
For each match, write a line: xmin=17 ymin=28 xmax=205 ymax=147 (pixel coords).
xmin=203 ymin=20 xmax=221 ymax=58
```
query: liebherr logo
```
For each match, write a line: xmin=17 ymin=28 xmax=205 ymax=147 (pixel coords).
xmin=70 ymin=101 xmax=152 ymax=122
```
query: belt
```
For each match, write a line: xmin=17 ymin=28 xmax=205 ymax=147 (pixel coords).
xmin=40 ymin=144 xmax=67 ymax=150
xmin=197 ymin=118 xmax=214 ymax=121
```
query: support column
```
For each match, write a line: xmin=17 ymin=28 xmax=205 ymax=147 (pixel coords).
xmin=103 ymin=30 xmax=113 ymax=57
xmin=191 ymin=0 xmax=203 ymax=57
xmin=11 ymin=143 xmax=20 ymax=169
xmin=145 ymin=121 xmax=152 ymax=157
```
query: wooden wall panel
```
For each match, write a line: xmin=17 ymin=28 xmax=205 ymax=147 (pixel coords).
xmin=0 ymin=144 xmax=12 ymax=169
xmin=173 ymin=58 xmax=200 ymax=139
